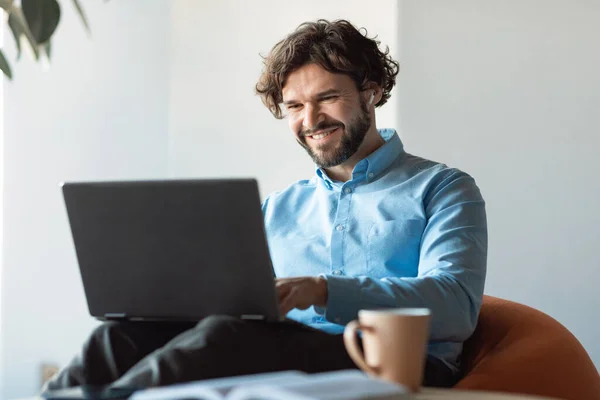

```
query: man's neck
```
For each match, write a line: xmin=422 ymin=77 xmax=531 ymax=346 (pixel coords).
xmin=323 ymin=128 xmax=385 ymax=182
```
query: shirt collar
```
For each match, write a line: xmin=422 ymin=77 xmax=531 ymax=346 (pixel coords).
xmin=316 ymin=128 xmax=404 ymax=187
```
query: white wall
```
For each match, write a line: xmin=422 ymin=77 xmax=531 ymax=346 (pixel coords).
xmin=168 ymin=0 xmax=400 ymax=198
xmin=399 ymin=0 xmax=600 ymax=368
xmin=0 ymin=23 xmax=4 ymax=400
xmin=0 ymin=1 xmax=171 ymax=398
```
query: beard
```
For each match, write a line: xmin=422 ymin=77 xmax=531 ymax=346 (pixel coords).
xmin=296 ymin=100 xmax=371 ymax=168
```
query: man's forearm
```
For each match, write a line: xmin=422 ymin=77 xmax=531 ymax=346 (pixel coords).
xmin=322 ymin=271 xmax=484 ymax=342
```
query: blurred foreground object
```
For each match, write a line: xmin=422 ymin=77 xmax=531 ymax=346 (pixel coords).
xmin=0 ymin=0 xmax=89 ymax=80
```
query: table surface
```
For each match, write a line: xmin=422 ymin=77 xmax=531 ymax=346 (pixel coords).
xmin=415 ymin=388 xmax=559 ymax=400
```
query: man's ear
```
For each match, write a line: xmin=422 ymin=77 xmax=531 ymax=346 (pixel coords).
xmin=364 ymin=83 xmax=383 ymax=106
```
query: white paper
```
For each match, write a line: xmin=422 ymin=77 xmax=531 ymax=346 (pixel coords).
xmin=227 ymin=370 xmax=409 ymax=400
xmin=130 ymin=370 xmax=309 ymax=400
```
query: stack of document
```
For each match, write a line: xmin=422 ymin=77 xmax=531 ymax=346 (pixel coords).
xmin=130 ymin=369 xmax=409 ymax=400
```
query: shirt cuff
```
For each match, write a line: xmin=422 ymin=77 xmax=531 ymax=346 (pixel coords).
xmin=322 ymin=275 xmax=361 ymax=325
xmin=313 ymin=273 xmax=328 ymax=315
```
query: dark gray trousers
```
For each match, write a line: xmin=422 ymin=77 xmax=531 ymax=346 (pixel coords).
xmin=44 ymin=316 xmax=456 ymax=391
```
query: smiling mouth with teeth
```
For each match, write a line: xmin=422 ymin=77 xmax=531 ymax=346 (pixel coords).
xmin=312 ymin=131 xmax=331 ymax=140
xmin=308 ymin=127 xmax=339 ymax=140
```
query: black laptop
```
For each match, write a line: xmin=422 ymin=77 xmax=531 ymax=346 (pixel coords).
xmin=61 ymin=178 xmax=280 ymax=323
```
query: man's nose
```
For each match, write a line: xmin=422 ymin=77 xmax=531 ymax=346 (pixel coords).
xmin=302 ymin=103 xmax=324 ymax=130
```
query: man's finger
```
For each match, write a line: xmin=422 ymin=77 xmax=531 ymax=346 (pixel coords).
xmin=279 ymin=292 xmax=296 ymax=316
xmin=276 ymin=284 xmax=290 ymax=301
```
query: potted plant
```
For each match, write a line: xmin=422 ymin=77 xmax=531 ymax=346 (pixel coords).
xmin=0 ymin=0 xmax=89 ymax=80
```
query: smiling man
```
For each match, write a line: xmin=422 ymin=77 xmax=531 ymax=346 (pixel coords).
xmin=45 ymin=19 xmax=487 ymax=392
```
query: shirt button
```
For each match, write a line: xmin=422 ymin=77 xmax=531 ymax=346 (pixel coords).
xmin=334 ymin=317 xmax=341 ymax=323
xmin=336 ymin=224 xmax=345 ymax=231
xmin=368 ymin=172 xmax=375 ymax=179
xmin=332 ymin=270 xmax=342 ymax=275
xmin=344 ymin=187 xmax=353 ymax=194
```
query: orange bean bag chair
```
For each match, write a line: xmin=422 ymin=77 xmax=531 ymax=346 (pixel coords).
xmin=455 ymin=295 xmax=600 ymax=400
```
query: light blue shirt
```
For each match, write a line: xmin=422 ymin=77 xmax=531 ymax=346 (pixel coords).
xmin=262 ymin=129 xmax=487 ymax=373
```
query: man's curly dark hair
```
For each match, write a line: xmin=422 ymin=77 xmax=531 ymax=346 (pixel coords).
xmin=255 ymin=19 xmax=400 ymax=119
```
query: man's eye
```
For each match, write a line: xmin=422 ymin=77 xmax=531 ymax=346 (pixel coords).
xmin=287 ymin=104 xmax=301 ymax=110
xmin=321 ymin=96 xmax=339 ymax=102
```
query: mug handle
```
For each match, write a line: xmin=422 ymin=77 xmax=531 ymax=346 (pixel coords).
xmin=343 ymin=320 xmax=379 ymax=376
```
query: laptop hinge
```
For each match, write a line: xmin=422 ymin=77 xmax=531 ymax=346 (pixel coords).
xmin=104 ymin=313 xmax=128 ymax=320
xmin=240 ymin=314 xmax=265 ymax=320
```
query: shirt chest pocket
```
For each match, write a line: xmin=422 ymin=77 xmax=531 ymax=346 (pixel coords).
xmin=367 ymin=219 xmax=424 ymax=276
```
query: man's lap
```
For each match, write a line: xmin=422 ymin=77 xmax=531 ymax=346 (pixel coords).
xmin=44 ymin=316 xmax=455 ymax=392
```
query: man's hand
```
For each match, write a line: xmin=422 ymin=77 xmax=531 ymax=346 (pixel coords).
xmin=275 ymin=276 xmax=328 ymax=316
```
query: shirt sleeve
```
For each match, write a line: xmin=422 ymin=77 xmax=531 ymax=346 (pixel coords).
xmin=322 ymin=169 xmax=488 ymax=342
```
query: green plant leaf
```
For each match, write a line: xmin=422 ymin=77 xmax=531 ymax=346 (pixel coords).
xmin=0 ymin=49 xmax=13 ymax=80
xmin=71 ymin=0 xmax=90 ymax=32
xmin=7 ymin=10 xmax=23 ymax=59
xmin=42 ymin=40 xmax=52 ymax=60
xmin=22 ymin=0 xmax=61 ymax=44
xmin=8 ymin=7 xmax=40 ymax=60
xmin=0 ymin=0 xmax=13 ymax=12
